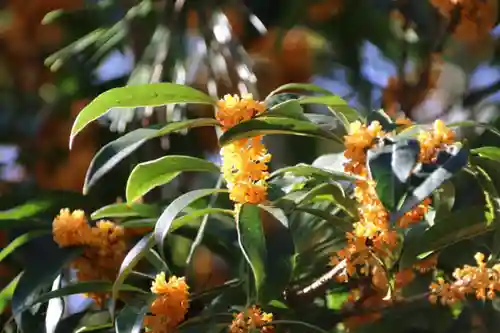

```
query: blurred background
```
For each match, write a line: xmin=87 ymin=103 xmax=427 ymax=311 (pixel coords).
xmin=2 ymin=0 xmax=500 ymax=326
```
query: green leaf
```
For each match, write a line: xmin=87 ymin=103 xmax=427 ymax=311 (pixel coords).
xmin=115 ymin=296 xmax=155 ymax=333
xmin=12 ymin=239 xmax=82 ymax=315
xmin=69 ymin=83 xmax=215 ymax=147
xmin=393 ymin=144 xmax=469 ymax=222
xmin=29 ymin=281 xmax=143 ymax=309
xmin=0 ymin=200 xmax=52 ymax=221
xmin=298 ymin=95 xmax=360 ymax=123
xmin=367 ymin=140 xmax=420 ymax=211
xmin=219 ymin=117 xmax=343 ymax=147
xmin=269 ymin=164 xmax=358 ymax=182
xmin=433 ymin=180 xmax=455 ymax=221
xmin=447 ymin=120 xmax=500 ymax=138
xmin=296 ymin=183 xmax=358 ymax=219
xmin=154 ymin=189 xmax=228 ymax=256
xmin=259 ymin=205 xmax=288 ymax=228
xmin=400 ymin=207 xmax=492 ymax=268
xmin=111 ymin=235 xmax=155 ymax=319
xmin=367 ymin=109 xmax=396 ymax=132
xmin=91 ymin=203 xmax=160 ymax=220
xmin=265 ymin=99 xmax=308 ymax=121
xmin=0 ymin=230 xmax=50 ymax=263
xmin=471 ymin=146 xmax=500 ymax=161
xmin=294 ymin=207 xmax=353 ymax=232
xmin=266 ymin=83 xmax=334 ymax=99
xmin=83 ymin=118 xmax=219 ymax=193
xmin=0 ymin=273 xmax=21 ymax=313
xmin=236 ymin=204 xmax=294 ymax=302
xmin=126 ymin=156 xmax=220 ymax=203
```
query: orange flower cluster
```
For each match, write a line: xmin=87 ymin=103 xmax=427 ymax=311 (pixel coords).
xmin=217 ymin=94 xmax=271 ymax=205
xmin=229 ymin=306 xmax=274 ymax=333
xmin=144 ymin=273 xmax=190 ymax=333
xmin=430 ymin=0 xmax=496 ymax=42
xmin=52 ymin=209 xmax=127 ymax=304
xmin=429 ymin=253 xmax=500 ymax=305
xmin=332 ymin=119 xmax=455 ymax=294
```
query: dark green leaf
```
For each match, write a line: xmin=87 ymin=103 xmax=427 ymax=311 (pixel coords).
xmin=111 ymin=235 xmax=155 ymax=319
xmin=367 ymin=145 xmax=400 ymax=211
xmin=265 ymin=99 xmax=308 ymax=121
xmin=154 ymin=189 xmax=228 ymax=255
xmin=367 ymin=109 xmax=396 ymax=132
xmin=259 ymin=205 xmax=288 ymax=228
xmin=294 ymin=207 xmax=353 ymax=232
xmin=266 ymin=83 xmax=334 ymax=98
xmin=393 ymin=144 xmax=469 ymax=222
xmin=236 ymin=204 xmax=294 ymax=302
xmin=70 ymin=83 xmax=215 ymax=147
xmin=126 ymin=155 xmax=220 ymax=202
xmin=296 ymin=183 xmax=358 ymax=219
xmin=471 ymin=146 xmax=500 ymax=161
xmin=433 ymin=180 xmax=455 ymax=221
xmin=298 ymin=96 xmax=360 ymax=123
xmin=115 ymin=296 xmax=155 ymax=333
xmin=0 ymin=230 xmax=50 ymax=263
xmin=400 ymin=207 xmax=491 ymax=268
xmin=12 ymin=239 xmax=82 ymax=315
xmin=91 ymin=203 xmax=160 ymax=220
xmin=83 ymin=118 xmax=218 ymax=193
xmin=219 ymin=117 xmax=343 ymax=147
xmin=269 ymin=164 xmax=357 ymax=182
xmin=0 ymin=200 xmax=52 ymax=221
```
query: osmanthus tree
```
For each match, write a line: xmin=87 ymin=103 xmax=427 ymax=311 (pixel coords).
xmin=2 ymin=81 xmax=500 ymax=333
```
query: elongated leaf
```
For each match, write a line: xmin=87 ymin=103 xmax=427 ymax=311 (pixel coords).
xmin=126 ymin=156 xmax=220 ymax=203
xmin=219 ymin=117 xmax=343 ymax=147
xmin=12 ymin=239 xmax=82 ymax=315
xmin=393 ymin=145 xmax=469 ymax=221
xmin=447 ymin=120 xmax=500 ymax=138
xmin=236 ymin=204 xmax=294 ymax=302
xmin=46 ymin=275 xmax=64 ymax=333
xmin=83 ymin=118 xmax=219 ymax=193
xmin=269 ymin=164 xmax=357 ymax=182
xmin=266 ymin=83 xmax=334 ymax=98
xmin=265 ymin=99 xmax=308 ymax=121
xmin=91 ymin=203 xmax=160 ymax=220
xmin=0 ymin=273 xmax=21 ymax=313
xmin=367 ymin=109 xmax=396 ymax=132
xmin=259 ymin=205 xmax=288 ymax=228
xmin=471 ymin=146 xmax=500 ymax=161
xmin=116 ymin=296 xmax=155 ymax=333
xmin=295 ymin=207 xmax=353 ymax=232
xmin=0 ymin=200 xmax=52 ymax=220
xmin=0 ymin=230 xmax=50 ymax=263
xmin=29 ymin=281 xmax=143 ymax=309
xmin=400 ymin=207 xmax=492 ymax=268
xmin=298 ymin=96 xmax=360 ymax=122
xmin=154 ymin=189 xmax=228 ymax=255
xmin=111 ymin=235 xmax=155 ymax=319
xmin=70 ymin=83 xmax=215 ymax=147
xmin=296 ymin=183 xmax=358 ymax=218
xmin=433 ymin=180 xmax=455 ymax=221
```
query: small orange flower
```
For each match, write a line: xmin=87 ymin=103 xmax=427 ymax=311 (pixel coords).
xmin=229 ymin=306 xmax=274 ymax=333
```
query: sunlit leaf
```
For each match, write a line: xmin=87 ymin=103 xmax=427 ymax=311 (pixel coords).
xmin=265 ymin=99 xmax=308 ymax=121
xmin=83 ymin=118 xmax=219 ymax=193
xmin=0 ymin=230 xmax=50 ymax=263
xmin=471 ymin=146 xmax=500 ymax=161
xmin=115 ymin=296 xmax=155 ymax=333
xmin=70 ymin=83 xmax=215 ymax=147
xmin=219 ymin=117 xmax=343 ymax=147
xmin=266 ymin=83 xmax=334 ymax=99
xmin=91 ymin=203 xmax=160 ymax=220
xmin=298 ymin=95 xmax=360 ymax=123
xmin=269 ymin=164 xmax=358 ymax=182
xmin=126 ymin=156 xmax=220 ymax=203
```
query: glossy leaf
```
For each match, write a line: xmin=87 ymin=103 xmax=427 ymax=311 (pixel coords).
xmin=0 ymin=230 xmax=50 ymax=263
xmin=400 ymin=207 xmax=492 ymax=268
xmin=0 ymin=200 xmax=52 ymax=221
xmin=236 ymin=204 xmax=294 ymax=302
xmin=83 ymin=118 xmax=219 ymax=193
xmin=69 ymin=83 xmax=215 ymax=147
xmin=0 ymin=273 xmax=21 ymax=313
xmin=298 ymin=95 xmax=360 ymax=123
xmin=45 ymin=275 xmax=64 ymax=333
xmin=154 ymin=189 xmax=228 ymax=255
xmin=433 ymin=180 xmax=455 ymax=221
xmin=91 ymin=203 xmax=160 ymax=220
xmin=296 ymin=183 xmax=358 ymax=218
xmin=111 ymin=235 xmax=155 ymax=318
xmin=269 ymin=164 xmax=358 ymax=182
xmin=266 ymin=83 xmax=334 ymax=99
xmin=12 ymin=240 xmax=81 ymax=315
xmin=115 ymin=296 xmax=155 ymax=333
xmin=367 ymin=109 xmax=396 ymax=132
xmin=471 ymin=146 xmax=500 ymax=161
xmin=295 ymin=207 xmax=353 ymax=232
xmin=126 ymin=155 xmax=220 ymax=202
xmin=393 ymin=144 xmax=469 ymax=222
xmin=265 ymin=99 xmax=308 ymax=121
xmin=219 ymin=117 xmax=343 ymax=147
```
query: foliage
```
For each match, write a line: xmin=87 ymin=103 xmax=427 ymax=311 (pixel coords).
xmin=1 ymin=80 xmax=500 ymax=333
